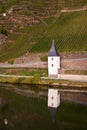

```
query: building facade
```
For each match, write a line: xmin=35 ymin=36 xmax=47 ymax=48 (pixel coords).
xmin=48 ymin=41 xmax=60 ymax=77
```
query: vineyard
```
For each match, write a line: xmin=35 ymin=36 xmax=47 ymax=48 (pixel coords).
xmin=31 ymin=11 xmax=87 ymax=52
xmin=0 ymin=0 xmax=87 ymax=61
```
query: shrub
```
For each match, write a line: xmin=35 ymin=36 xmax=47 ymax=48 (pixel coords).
xmin=40 ymin=56 xmax=47 ymax=61
xmin=31 ymin=73 xmax=40 ymax=84
xmin=8 ymin=59 xmax=14 ymax=64
xmin=0 ymin=25 xmax=8 ymax=36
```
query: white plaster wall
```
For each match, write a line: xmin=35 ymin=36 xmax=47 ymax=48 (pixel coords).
xmin=58 ymin=57 xmax=60 ymax=69
xmin=48 ymin=89 xmax=60 ymax=108
xmin=48 ymin=56 xmax=60 ymax=75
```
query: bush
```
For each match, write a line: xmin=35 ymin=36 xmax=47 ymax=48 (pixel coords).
xmin=40 ymin=56 xmax=47 ymax=61
xmin=0 ymin=25 xmax=8 ymax=36
xmin=8 ymin=59 xmax=14 ymax=64
xmin=31 ymin=73 xmax=40 ymax=84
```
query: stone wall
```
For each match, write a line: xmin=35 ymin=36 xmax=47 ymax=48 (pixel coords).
xmin=59 ymin=90 xmax=87 ymax=105
xmin=61 ymin=58 xmax=87 ymax=70
xmin=9 ymin=88 xmax=87 ymax=105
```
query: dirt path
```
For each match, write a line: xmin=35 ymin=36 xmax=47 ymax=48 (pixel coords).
xmin=0 ymin=52 xmax=87 ymax=70
xmin=61 ymin=6 xmax=87 ymax=13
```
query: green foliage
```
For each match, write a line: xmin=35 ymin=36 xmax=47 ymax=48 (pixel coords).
xmin=64 ymin=0 xmax=87 ymax=7
xmin=0 ymin=23 xmax=47 ymax=62
xmin=0 ymin=0 xmax=19 ymax=13
xmin=31 ymin=11 xmax=87 ymax=52
xmin=65 ymin=70 xmax=87 ymax=75
xmin=31 ymin=73 xmax=40 ymax=84
xmin=0 ymin=68 xmax=48 ymax=77
xmin=40 ymin=56 xmax=47 ymax=61
xmin=8 ymin=59 xmax=14 ymax=64
xmin=0 ymin=25 xmax=8 ymax=36
xmin=0 ymin=25 xmax=2 ymax=32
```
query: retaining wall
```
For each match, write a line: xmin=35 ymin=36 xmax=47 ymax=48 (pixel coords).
xmin=59 ymin=90 xmax=87 ymax=105
xmin=61 ymin=58 xmax=87 ymax=70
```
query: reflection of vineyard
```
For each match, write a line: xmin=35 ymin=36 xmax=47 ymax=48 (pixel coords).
xmin=31 ymin=11 xmax=87 ymax=52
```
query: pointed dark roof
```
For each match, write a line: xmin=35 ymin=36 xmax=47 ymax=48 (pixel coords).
xmin=48 ymin=40 xmax=60 ymax=56
xmin=48 ymin=107 xmax=57 ymax=118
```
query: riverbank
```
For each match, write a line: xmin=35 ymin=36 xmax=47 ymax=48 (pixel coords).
xmin=0 ymin=74 xmax=87 ymax=89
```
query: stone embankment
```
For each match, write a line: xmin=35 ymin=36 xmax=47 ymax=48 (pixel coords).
xmin=0 ymin=57 xmax=87 ymax=70
xmin=14 ymin=88 xmax=87 ymax=105
xmin=61 ymin=58 xmax=87 ymax=70
xmin=59 ymin=89 xmax=87 ymax=105
xmin=0 ymin=62 xmax=47 ymax=68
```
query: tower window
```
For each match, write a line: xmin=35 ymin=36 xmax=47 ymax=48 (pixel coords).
xmin=52 ymin=64 xmax=54 ymax=67
xmin=51 ymin=96 xmax=54 ymax=100
xmin=51 ymin=57 xmax=54 ymax=60
xmin=51 ymin=103 xmax=54 ymax=107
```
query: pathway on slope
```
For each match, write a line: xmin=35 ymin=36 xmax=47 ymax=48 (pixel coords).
xmin=61 ymin=6 xmax=87 ymax=13
xmin=0 ymin=62 xmax=47 ymax=68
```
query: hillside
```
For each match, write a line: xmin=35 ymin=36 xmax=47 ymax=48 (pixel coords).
xmin=31 ymin=11 xmax=87 ymax=52
xmin=0 ymin=0 xmax=87 ymax=62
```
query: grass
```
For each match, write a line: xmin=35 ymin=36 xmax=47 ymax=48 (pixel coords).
xmin=65 ymin=70 xmax=87 ymax=75
xmin=0 ymin=22 xmax=47 ymax=61
xmin=0 ymin=87 xmax=87 ymax=130
xmin=40 ymin=55 xmax=48 ymax=61
xmin=0 ymin=68 xmax=48 ymax=77
xmin=0 ymin=73 xmax=87 ymax=87
xmin=63 ymin=0 xmax=87 ymax=8
xmin=0 ymin=0 xmax=19 ymax=13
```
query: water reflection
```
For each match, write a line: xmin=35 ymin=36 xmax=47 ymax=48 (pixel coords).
xmin=48 ymin=107 xmax=57 ymax=123
xmin=0 ymin=83 xmax=87 ymax=130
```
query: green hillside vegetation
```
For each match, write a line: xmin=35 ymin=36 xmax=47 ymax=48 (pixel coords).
xmin=31 ymin=11 xmax=87 ymax=52
xmin=0 ymin=23 xmax=47 ymax=61
xmin=0 ymin=0 xmax=87 ymax=61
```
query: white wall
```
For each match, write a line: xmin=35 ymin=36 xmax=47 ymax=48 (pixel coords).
xmin=48 ymin=56 xmax=60 ymax=75
xmin=48 ymin=89 xmax=60 ymax=108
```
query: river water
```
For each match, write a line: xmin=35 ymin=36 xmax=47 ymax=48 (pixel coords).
xmin=0 ymin=83 xmax=87 ymax=130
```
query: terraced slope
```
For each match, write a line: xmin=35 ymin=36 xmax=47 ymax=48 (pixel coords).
xmin=0 ymin=0 xmax=87 ymax=61
xmin=0 ymin=0 xmax=87 ymax=14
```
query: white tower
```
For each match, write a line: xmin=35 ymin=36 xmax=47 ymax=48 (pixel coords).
xmin=48 ymin=40 xmax=60 ymax=77
xmin=48 ymin=89 xmax=60 ymax=118
xmin=48 ymin=89 xmax=60 ymax=108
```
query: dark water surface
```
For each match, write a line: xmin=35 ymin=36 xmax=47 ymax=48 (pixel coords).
xmin=0 ymin=83 xmax=87 ymax=130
